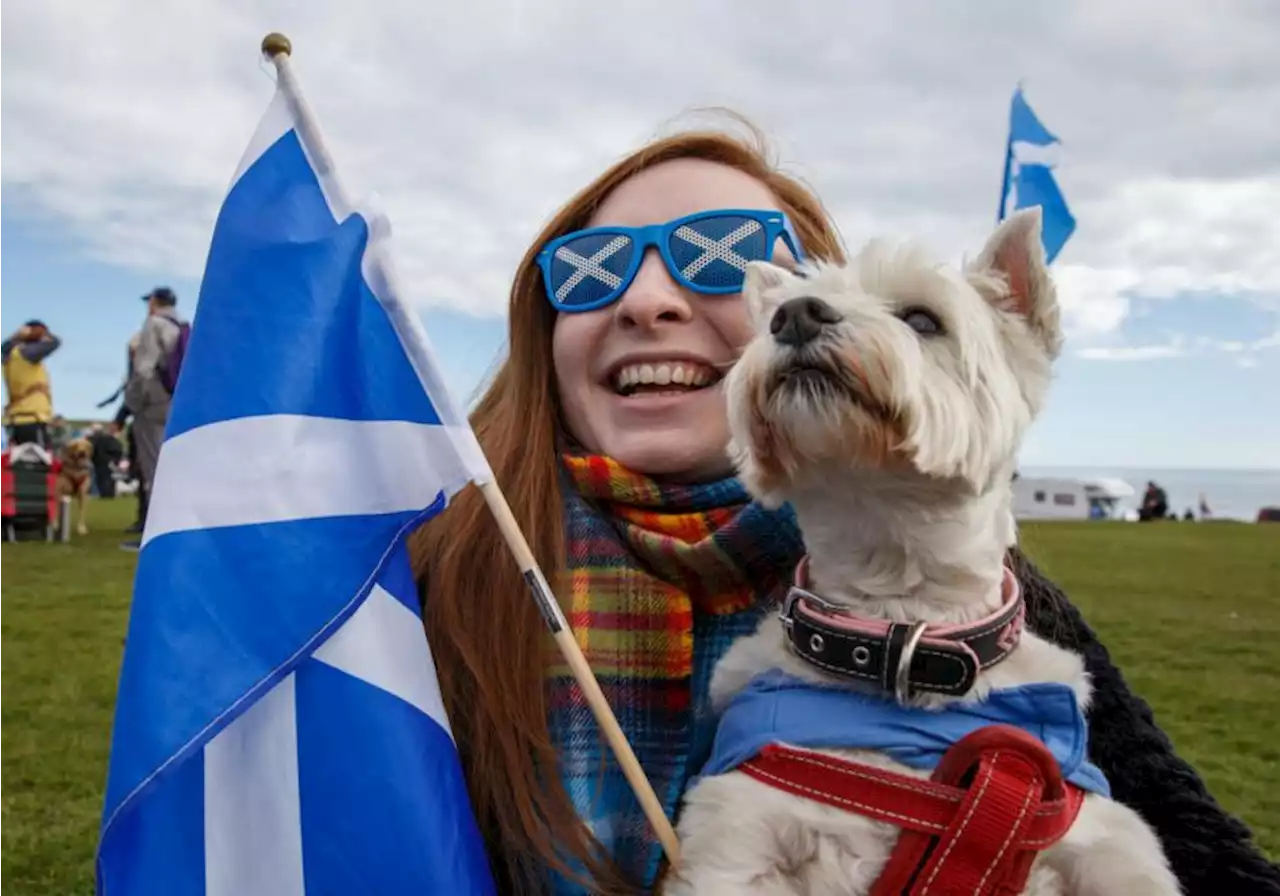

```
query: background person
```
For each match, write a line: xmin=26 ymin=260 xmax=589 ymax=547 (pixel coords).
xmin=3 ymin=319 xmax=62 ymax=447
xmin=121 ymin=287 xmax=187 ymax=549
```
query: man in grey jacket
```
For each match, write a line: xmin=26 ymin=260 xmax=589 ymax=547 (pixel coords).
xmin=121 ymin=287 xmax=187 ymax=550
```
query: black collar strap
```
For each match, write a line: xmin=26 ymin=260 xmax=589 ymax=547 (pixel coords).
xmin=778 ymin=558 xmax=1025 ymax=703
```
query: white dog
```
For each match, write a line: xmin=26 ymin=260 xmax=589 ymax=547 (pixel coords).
xmin=664 ymin=209 xmax=1181 ymax=895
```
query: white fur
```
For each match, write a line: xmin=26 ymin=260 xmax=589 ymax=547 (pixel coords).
xmin=664 ymin=210 xmax=1181 ymax=895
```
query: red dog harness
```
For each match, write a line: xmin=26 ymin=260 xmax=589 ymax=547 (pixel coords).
xmin=738 ymin=725 xmax=1085 ymax=895
xmin=721 ymin=557 xmax=1086 ymax=892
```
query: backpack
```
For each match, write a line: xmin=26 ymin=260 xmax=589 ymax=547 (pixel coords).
xmin=158 ymin=320 xmax=192 ymax=395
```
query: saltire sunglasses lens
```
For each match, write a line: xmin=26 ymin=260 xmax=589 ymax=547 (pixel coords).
xmin=668 ymin=214 xmax=769 ymax=291
xmin=548 ymin=233 xmax=635 ymax=308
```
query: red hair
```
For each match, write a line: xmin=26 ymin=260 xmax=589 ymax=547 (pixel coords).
xmin=409 ymin=120 xmax=847 ymax=893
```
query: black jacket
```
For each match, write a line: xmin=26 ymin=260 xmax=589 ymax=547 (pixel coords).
xmin=1010 ymin=548 xmax=1280 ymax=894
xmin=486 ymin=553 xmax=1280 ymax=894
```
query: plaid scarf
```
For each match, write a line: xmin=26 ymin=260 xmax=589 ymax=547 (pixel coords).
xmin=547 ymin=452 xmax=805 ymax=892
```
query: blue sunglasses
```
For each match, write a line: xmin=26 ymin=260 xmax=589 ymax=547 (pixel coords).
xmin=537 ymin=208 xmax=805 ymax=313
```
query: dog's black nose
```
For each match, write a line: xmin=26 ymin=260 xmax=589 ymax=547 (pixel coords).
xmin=770 ymin=297 xmax=842 ymax=346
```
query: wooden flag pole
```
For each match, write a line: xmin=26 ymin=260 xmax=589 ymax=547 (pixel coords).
xmin=259 ymin=31 xmax=682 ymax=869
xmin=476 ymin=479 xmax=683 ymax=866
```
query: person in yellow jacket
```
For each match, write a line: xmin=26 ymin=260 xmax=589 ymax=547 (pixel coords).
xmin=3 ymin=319 xmax=62 ymax=447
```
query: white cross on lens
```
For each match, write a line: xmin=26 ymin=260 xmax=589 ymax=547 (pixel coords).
xmin=553 ymin=237 xmax=629 ymax=301
xmin=674 ymin=219 xmax=761 ymax=280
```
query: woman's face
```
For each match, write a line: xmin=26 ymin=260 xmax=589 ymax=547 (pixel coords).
xmin=551 ymin=158 xmax=798 ymax=481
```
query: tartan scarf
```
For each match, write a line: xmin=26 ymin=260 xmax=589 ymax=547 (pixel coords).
xmin=548 ymin=452 xmax=805 ymax=891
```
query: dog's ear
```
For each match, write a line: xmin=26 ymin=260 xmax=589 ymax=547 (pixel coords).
xmin=966 ymin=207 xmax=1062 ymax=358
xmin=742 ymin=261 xmax=792 ymax=329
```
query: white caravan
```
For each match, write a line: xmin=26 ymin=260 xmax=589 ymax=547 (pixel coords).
xmin=1012 ymin=476 xmax=1135 ymax=521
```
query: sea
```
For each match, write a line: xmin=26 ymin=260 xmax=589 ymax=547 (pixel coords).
xmin=1018 ymin=466 xmax=1280 ymax=522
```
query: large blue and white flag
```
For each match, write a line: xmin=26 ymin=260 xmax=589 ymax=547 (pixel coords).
xmin=98 ymin=60 xmax=498 ymax=895
xmin=997 ymin=87 xmax=1076 ymax=263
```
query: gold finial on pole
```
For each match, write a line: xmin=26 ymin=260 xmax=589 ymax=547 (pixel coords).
xmin=261 ymin=32 xmax=292 ymax=58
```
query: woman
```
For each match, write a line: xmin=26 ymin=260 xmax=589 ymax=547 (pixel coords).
xmin=411 ymin=123 xmax=1278 ymax=895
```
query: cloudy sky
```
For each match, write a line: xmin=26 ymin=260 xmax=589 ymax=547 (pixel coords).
xmin=3 ymin=0 xmax=1278 ymax=469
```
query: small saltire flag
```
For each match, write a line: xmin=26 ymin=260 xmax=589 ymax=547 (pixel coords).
xmin=997 ymin=87 xmax=1076 ymax=263
xmin=97 ymin=67 xmax=498 ymax=895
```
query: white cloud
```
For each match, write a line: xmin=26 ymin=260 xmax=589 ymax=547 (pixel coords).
xmin=3 ymin=0 xmax=1280 ymax=332
xmin=1075 ymin=326 xmax=1280 ymax=362
xmin=1250 ymin=331 xmax=1280 ymax=351
xmin=1076 ymin=339 xmax=1187 ymax=361
xmin=1050 ymin=265 xmax=1135 ymax=336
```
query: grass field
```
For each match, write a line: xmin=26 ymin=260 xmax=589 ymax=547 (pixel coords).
xmin=3 ymin=498 xmax=1278 ymax=893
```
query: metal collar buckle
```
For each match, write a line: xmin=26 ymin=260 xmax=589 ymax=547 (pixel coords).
xmin=894 ymin=621 xmax=929 ymax=704
xmin=779 ymin=586 xmax=846 ymax=632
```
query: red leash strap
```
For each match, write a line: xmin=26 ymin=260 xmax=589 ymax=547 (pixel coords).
xmin=736 ymin=725 xmax=1084 ymax=896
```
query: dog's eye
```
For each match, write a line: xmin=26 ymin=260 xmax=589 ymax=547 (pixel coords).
xmin=900 ymin=308 xmax=944 ymax=336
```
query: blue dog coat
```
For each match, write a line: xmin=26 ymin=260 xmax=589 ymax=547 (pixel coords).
xmin=696 ymin=669 xmax=1110 ymax=797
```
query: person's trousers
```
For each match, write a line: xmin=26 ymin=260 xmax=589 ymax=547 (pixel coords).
xmin=93 ymin=461 xmax=116 ymax=498
xmin=131 ymin=415 xmax=167 ymax=512
xmin=135 ymin=478 xmax=149 ymax=528
xmin=126 ymin=423 xmax=145 ymax=526
xmin=6 ymin=422 xmax=49 ymax=447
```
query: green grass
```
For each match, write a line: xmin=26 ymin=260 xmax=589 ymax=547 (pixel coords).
xmin=1019 ymin=520 xmax=1280 ymax=856
xmin=2 ymin=505 xmax=1277 ymax=893
xmin=3 ymin=498 xmax=139 ymax=894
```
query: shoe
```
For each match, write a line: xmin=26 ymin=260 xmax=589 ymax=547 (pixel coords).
xmin=119 ymin=540 xmax=141 ymax=552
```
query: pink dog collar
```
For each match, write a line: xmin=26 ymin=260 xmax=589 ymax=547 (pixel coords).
xmin=779 ymin=558 xmax=1025 ymax=703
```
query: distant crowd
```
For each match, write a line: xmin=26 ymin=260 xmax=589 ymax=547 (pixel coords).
xmin=3 ymin=286 xmax=190 ymax=550
xmin=1138 ymin=480 xmax=1213 ymax=523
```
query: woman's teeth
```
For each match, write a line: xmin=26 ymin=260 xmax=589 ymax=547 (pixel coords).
xmin=612 ymin=361 xmax=719 ymax=395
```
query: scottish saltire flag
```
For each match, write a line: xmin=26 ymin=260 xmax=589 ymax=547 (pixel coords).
xmin=997 ymin=87 xmax=1076 ymax=263
xmin=97 ymin=72 xmax=498 ymax=895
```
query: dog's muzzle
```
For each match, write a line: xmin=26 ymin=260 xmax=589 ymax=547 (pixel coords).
xmin=771 ymin=296 xmax=843 ymax=347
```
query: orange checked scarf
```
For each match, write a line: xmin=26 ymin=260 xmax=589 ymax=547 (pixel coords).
xmin=546 ymin=452 xmax=804 ymax=891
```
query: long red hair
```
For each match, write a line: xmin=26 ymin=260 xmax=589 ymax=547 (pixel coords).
xmin=409 ymin=118 xmax=847 ymax=893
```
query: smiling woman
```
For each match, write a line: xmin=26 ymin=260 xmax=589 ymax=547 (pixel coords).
xmin=550 ymin=161 xmax=806 ymax=482
xmin=408 ymin=120 xmax=1280 ymax=896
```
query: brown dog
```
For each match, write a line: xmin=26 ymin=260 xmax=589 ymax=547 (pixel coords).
xmin=58 ymin=437 xmax=94 ymax=536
